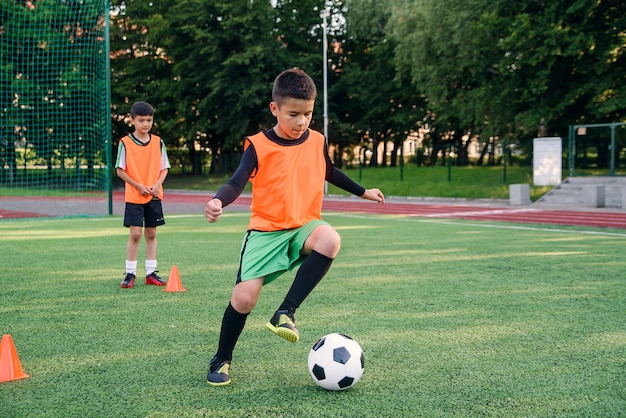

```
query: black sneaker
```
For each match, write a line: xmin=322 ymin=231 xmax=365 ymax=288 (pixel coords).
xmin=145 ymin=271 xmax=166 ymax=286
xmin=207 ymin=356 xmax=231 ymax=386
xmin=265 ymin=309 xmax=300 ymax=343
xmin=121 ymin=273 xmax=136 ymax=288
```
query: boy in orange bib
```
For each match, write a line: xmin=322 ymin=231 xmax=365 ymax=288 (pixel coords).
xmin=115 ymin=102 xmax=170 ymax=289
xmin=204 ymin=69 xmax=384 ymax=386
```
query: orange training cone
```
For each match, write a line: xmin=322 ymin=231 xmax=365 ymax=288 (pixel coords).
xmin=164 ymin=265 xmax=186 ymax=292
xmin=0 ymin=334 xmax=29 ymax=382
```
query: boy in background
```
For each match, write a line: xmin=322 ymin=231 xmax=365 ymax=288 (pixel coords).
xmin=116 ymin=101 xmax=170 ymax=288
xmin=204 ymin=68 xmax=384 ymax=386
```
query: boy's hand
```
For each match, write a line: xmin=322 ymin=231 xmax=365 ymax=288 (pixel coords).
xmin=138 ymin=184 xmax=151 ymax=196
xmin=205 ymin=198 xmax=223 ymax=223
xmin=148 ymin=184 xmax=159 ymax=197
xmin=361 ymin=188 xmax=385 ymax=204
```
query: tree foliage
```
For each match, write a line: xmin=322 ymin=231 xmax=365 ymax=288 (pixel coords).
xmin=333 ymin=0 xmax=425 ymax=167
xmin=389 ymin=0 xmax=625 ymax=151
xmin=109 ymin=0 xmax=331 ymax=174
xmin=3 ymin=0 xmax=624 ymax=180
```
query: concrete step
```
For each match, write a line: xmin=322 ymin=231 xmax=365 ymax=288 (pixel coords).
xmin=566 ymin=176 xmax=626 ymax=185
xmin=536 ymin=176 xmax=626 ymax=208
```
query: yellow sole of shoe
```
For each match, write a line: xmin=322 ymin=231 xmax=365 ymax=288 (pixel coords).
xmin=265 ymin=322 xmax=299 ymax=343
xmin=207 ymin=379 xmax=231 ymax=387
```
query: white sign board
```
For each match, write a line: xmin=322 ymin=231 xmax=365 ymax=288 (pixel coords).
xmin=533 ymin=137 xmax=562 ymax=186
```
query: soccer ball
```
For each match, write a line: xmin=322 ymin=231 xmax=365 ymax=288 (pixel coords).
xmin=307 ymin=333 xmax=364 ymax=390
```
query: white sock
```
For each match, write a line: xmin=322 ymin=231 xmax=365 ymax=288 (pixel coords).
xmin=146 ymin=260 xmax=157 ymax=276
xmin=126 ymin=260 xmax=137 ymax=275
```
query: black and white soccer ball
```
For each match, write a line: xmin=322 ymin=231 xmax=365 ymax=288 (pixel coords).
xmin=307 ymin=333 xmax=364 ymax=390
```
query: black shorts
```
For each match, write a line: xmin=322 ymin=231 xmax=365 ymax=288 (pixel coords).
xmin=123 ymin=200 xmax=165 ymax=228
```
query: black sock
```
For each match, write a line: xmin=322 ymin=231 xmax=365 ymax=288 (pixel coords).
xmin=279 ymin=250 xmax=334 ymax=312
xmin=215 ymin=302 xmax=248 ymax=362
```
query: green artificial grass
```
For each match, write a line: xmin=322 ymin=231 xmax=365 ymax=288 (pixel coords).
xmin=1 ymin=213 xmax=625 ymax=417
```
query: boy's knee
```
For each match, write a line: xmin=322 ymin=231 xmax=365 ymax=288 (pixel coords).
xmin=329 ymin=229 xmax=341 ymax=247
xmin=321 ymin=228 xmax=342 ymax=253
xmin=231 ymin=279 xmax=263 ymax=313
xmin=305 ymin=226 xmax=341 ymax=258
xmin=231 ymin=295 xmax=256 ymax=314
xmin=144 ymin=228 xmax=157 ymax=241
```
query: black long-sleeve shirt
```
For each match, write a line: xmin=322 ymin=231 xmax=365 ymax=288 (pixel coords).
xmin=214 ymin=129 xmax=365 ymax=207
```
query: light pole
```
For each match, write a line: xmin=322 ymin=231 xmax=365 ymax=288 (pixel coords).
xmin=321 ymin=8 xmax=329 ymax=193
xmin=321 ymin=8 xmax=329 ymax=143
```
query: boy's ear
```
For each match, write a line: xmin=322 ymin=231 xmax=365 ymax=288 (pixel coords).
xmin=269 ymin=101 xmax=279 ymax=116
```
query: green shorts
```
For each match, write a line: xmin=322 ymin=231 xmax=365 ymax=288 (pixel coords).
xmin=237 ymin=219 xmax=329 ymax=285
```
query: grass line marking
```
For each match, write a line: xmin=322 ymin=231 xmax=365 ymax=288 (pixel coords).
xmin=333 ymin=212 xmax=626 ymax=237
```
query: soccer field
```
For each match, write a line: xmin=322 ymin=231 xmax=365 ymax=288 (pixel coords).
xmin=1 ymin=213 xmax=624 ymax=417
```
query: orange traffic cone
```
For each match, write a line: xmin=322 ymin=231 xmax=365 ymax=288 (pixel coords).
xmin=164 ymin=265 xmax=186 ymax=292
xmin=0 ymin=334 xmax=29 ymax=382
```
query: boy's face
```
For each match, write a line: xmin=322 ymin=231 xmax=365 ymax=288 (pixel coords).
xmin=269 ymin=98 xmax=315 ymax=139
xmin=130 ymin=114 xmax=154 ymax=137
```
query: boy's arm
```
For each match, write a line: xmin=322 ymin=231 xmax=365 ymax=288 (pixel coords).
xmin=205 ymin=145 xmax=257 ymax=223
xmin=116 ymin=167 xmax=150 ymax=196
xmin=327 ymin=166 xmax=384 ymax=203
xmin=324 ymin=147 xmax=384 ymax=203
xmin=150 ymin=169 xmax=168 ymax=197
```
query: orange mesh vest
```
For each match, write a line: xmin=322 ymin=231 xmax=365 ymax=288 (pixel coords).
xmin=120 ymin=134 xmax=164 ymax=204
xmin=246 ymin=130 xmax=327 ymax=231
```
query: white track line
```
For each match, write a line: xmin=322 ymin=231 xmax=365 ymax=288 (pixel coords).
xmin=335 ymin=212 xmax=626 ymax=237
xmin=419 ymin=208 xmax=539 ymax=218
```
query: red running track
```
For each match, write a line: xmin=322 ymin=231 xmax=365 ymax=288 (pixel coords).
xmin=2 ymin=191 xmax=626 ymax=229
xmin=197 ymin=194 xmax=626 ymax=230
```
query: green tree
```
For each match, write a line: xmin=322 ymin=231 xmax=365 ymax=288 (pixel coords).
xmin=109 ymin=0 xmax=334 ymax=175
xmin=389 ymin=0 xmax=626 ymax=165
xmin=109 ymin=1 xmax=176 ymax=167
xmin=332 ymin=0 xmax=425 ymax=168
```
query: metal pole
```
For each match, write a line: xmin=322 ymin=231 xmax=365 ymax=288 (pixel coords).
xmin=400 ymin=143 xmax=404 ymax=181
xmin=322 ymin=8 xmax=329 ymax=193
xmin=610 ymin=124 xmax=616 ymax=175
xmin=567 ymin=125 xmax=576 ymax=177
xmin=105 ymin=0 xmax=113 ymax=215
xmin=447 ymin=143 xmax=452 ymax=182
xmin=503 ymin=138 xmax=507 ymax=183
xmin=322 ymin=10 xmax=329 ymax=142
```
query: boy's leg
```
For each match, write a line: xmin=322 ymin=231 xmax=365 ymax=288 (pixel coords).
xmin=279 ymin=250 xmax=333 ymax=311
xmin=208 ymin=278 xmax=263 ymax=386
xmin=121 ymin=226 xmax=142 ymax=288
xmin=283 ymin=224 xmax=340 ymax=309
xmin=126 ymin=226 xmax=143 ymax=261
xmin=143 ymin=226 xmax=165 ymax=285
xmin=142 ymin=226 xmax=165 ymax=285
xmin=144 ymin=226 xmax=157 ymax=263
xmin=215 ymin=303 xmax=249 ymax=361
xmin=267 ymin=225 xmax=340 ymax=342
xmin=122 ymin=203 xmax=145 ymax=288
xmin=143 ymin=201 xmax=166 ymax=284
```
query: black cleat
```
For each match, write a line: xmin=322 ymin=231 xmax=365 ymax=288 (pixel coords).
xmin=265 ymin=309 xmax=300 ymax=343
xmin=207 ymin=356 xmax=231 ymax=386
xmin=145 ymin=271 xmax=166 ymax=286
xmin=121 ymin=273 xmax=136 ymax=288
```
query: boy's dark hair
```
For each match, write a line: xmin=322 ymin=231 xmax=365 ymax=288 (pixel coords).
xmin=130 ymin=101 xmax=154 ymax=118
xmin=272 ymin=68 xmax=317 ymax=105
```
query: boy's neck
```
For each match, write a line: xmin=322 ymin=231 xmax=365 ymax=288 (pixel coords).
xmin=132 ymin=131 xmax=150 ymax=143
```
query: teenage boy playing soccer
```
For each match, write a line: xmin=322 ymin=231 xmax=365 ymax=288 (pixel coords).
xmin=116 ymin=101 xmax=171 ymax=289
xmin=204 ymin=68 xmax=385 ymax=386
